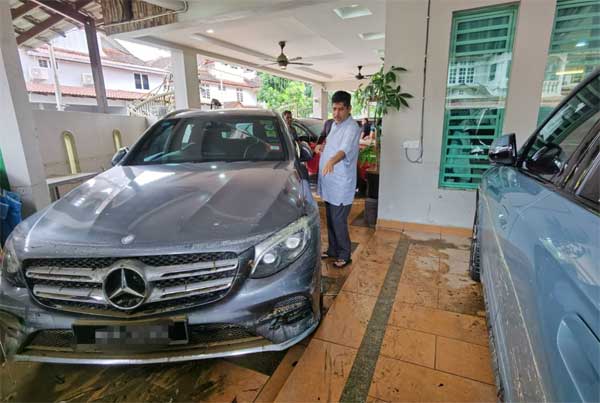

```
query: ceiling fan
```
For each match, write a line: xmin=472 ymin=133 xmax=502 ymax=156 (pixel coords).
xmin=261 ymin=41 xmax=313 ymax=70
xmin=355 ymin=65 xmax=373 ymax=80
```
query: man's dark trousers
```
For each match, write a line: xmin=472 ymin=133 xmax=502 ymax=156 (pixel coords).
xmin=325 ymin=202 xmax=352 ymax=261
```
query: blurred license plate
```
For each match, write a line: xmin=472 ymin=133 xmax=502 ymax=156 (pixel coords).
xmin=73 ymin=318 xmax=188 ymax=347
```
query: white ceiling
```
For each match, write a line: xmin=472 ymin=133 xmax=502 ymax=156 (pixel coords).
xmin=119 ymin=0 xmax=386 ymax=84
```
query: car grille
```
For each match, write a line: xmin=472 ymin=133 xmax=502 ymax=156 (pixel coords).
xmin=23 ymin=252 xmax=244 ymax=318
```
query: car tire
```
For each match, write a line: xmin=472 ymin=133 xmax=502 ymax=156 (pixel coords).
xmin=469 ymin=194 xmax=481 ymax=282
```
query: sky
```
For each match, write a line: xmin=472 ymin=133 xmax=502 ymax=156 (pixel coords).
xmin=116 ymin=39 xmax=171 ymax=61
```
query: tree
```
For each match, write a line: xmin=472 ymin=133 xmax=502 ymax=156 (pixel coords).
xmin=257 ymin=72 xmax=313 ymax=117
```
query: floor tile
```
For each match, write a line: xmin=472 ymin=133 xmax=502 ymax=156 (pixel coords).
xmin=395 ymin=284 xmax=438 ymax=308
xmin=342 ymin=261 xmax=388 ymax=297
xmin=381 ymin=326 xmax=436 ymax=368
xmin=367 ymin=396 xmax=390 ymax=403
xmin=402 ymin=230 xmax=441 ymax=241
xmin=274 ymin=339 xmax=357 ymax=403
xmin=400 ymin=262 xmax=440 ymax=288
xmin=369 ymin=356 xmax=496 ymax=402
xmin=435 ymin=337 xmax=495 ymax=385
xmin=197 ymin=361 xmax=269 ymax=403
xmin=255 ymin=345 xmax=306 ymax=403
xmin=437 ymin=283 xmax=485 ymax=317
xmin=439 ymin=259 xmax=470 ymax=279
xmin=440 ymin=234 xmax=471 ymax=250
xmin=439 ymin=248 xmax=470 ymax=264
xmin=314 ymin=291 xmax=378 ymax=349
xmin=389 ymin=303 xmax=488 ymax=346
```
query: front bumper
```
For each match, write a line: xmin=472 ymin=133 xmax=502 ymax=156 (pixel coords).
xmin=0 ymin=233 xmax=321 ymax=364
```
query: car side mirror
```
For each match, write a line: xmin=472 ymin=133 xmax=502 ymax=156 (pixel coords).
xmin=489 ymin=134 xmax=517 ymax=166
xmin=111 ymin=147 xmax=129 ymax=166
xmin=298 ymin=141 xmax=313 ymax=162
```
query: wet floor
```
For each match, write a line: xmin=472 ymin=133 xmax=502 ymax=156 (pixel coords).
xmin=1 ymin=200 xmax=495 ymax=402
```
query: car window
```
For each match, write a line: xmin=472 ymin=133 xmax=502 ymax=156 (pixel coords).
xmin=522 ymin=74 xmax=600 ymax=181
xmin=127 ymin=116 xmax=287 ymax=165
xmin=292 ymin=123 xmax=311 ymax=141
xmin=578 ymin=158 xmax=599 ymax=207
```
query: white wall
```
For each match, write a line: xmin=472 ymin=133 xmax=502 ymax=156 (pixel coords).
xmin=23 ymin=54 xmax=166 ymax=92
xmin=32 ymin=110 xmax=148 ymax=177
xmin=200 ymin=81 xmax=258 ymax=106
xmin=380 ymin=0 xmax=557 ymax=229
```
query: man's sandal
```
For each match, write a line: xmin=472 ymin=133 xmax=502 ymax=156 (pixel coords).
xmin=333 ymin=259 xmax=352 ymax=268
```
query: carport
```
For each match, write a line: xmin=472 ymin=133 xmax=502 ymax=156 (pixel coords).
xmin=1 ymin=1 xmax=598 ymax=402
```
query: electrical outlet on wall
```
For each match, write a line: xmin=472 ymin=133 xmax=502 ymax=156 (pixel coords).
xmin=403 ymin=140 xmax=421 ymax=149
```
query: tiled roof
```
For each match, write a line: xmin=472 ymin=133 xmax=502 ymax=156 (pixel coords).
xmin=27 ymin=82 xmax=145 ymax=101
xmin=31 ymin=45 xmax=167 ymax=74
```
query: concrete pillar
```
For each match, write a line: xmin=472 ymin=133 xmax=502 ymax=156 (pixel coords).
xmin=503 ymin=0 xmax=557 ymax=146
xmin=0 ymin=1 xmax=51 ymax=215
xmin=311 ymin=84 xmax=328 ymax=119
xmin=172 ymin=49 xmax=201 ymax=109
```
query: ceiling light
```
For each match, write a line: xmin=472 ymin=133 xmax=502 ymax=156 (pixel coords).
xmin=334 ymin=5 xmax=372 ymax=19
xmin=359 ymin=32 xmax=385 ymax=41
xmin=206 ymin=29 xmax=215 ymax=34
xmin=576 ymin=41 xmax=587 ymax=47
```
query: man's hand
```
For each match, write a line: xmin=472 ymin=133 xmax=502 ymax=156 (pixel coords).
xmin=315 ymin=144 xmax=323 ymax=154
xmin=322 ymin=158 xmax=336 ymax=176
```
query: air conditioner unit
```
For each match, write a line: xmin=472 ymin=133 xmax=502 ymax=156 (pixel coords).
xmin=29 ymin=67 xmax=48 ymax=80
xmin=81 ymin=73 xmax=94 ymax=86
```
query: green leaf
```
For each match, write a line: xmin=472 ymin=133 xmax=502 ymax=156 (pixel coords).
xmin=400 ymin=93 xmax=414 ymax=98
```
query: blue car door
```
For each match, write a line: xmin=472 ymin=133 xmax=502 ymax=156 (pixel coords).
xmin=502 ymin=73 xmax=600 ymax=402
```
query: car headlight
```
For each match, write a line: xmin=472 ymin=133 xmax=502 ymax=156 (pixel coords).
xmin=1 ymin=236 xmax=25 ymax=287
xmin=251 ymin=217 xmax=311 ymax=278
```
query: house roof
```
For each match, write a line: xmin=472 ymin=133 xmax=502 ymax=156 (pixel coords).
xmin=10 ymin=0 xmax=103 ymax=49
xmin=29 ymin=43 xmax=169 ymax=74
xmin=27 ymin=82 xmax=145 ymax=100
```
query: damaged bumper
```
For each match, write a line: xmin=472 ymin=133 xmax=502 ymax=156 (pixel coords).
xmin=0 ymin=240 xmax=321 ymax=365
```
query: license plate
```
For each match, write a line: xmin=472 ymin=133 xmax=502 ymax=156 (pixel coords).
xmin=73 ymin=317 xmax=188 ymax=349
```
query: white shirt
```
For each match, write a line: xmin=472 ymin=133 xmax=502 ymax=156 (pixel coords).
xmin=317 ymin=116 xmax=361 ymax=206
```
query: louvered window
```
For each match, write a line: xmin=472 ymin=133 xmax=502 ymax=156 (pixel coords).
xmin=538 ymin=0 xmax=600 ymax=124
xmin=439 ymin=5 xmax=518 ymax=189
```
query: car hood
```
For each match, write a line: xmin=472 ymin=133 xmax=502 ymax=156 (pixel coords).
xmin=17 ymin=161 xmax=307 ymax=257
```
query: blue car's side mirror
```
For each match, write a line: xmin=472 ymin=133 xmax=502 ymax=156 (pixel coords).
xmin=489 ymin=134 xmax=517 ymax=166
xmin=111 ymin=147 xmax=129 ymax=166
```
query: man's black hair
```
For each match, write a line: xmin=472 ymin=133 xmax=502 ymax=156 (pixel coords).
xmin=331 ymin=91 xmax=351 ymax=108
xmin=282 ymin=110 xmax=292 ymax=116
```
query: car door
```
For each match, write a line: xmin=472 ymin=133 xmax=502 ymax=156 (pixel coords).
xmin=292 ymin=122 xmax=320 ymax=177
xmin=506 ymin=73 xmax=600 ymax=402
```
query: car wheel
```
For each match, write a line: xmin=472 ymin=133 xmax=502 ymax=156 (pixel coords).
xmin=469 ymin=196 xmax=481 ymax=282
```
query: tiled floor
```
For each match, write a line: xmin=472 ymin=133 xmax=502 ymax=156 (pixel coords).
xmin=0 ymin=200 xmax=495 ymax=402
xmin=275 ymin=200 xmax=497 ymax=402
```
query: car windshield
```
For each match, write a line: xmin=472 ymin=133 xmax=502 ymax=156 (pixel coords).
xmin=126 ymin=116 xmax=287 ymax=165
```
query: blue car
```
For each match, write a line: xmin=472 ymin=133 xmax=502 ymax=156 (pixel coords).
xmin=471 ymin=69 xmax=599 ymax=402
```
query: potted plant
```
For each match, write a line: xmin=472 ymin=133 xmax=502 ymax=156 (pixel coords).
xmin=355 ymin=65 xmax=413 ymax=226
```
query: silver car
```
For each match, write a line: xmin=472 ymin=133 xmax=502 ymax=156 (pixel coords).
xmin=0 ymin=109 xmax=321 ymax=364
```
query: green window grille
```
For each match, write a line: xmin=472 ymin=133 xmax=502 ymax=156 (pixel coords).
xmin=439 ymin=5 xmax=519 ymax=189
xmin=538 ymin=0 xmax=600 ymax=124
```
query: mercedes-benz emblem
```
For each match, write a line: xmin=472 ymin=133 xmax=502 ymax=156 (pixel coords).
xmin=103 ymin=266 xmax=147 ymax=310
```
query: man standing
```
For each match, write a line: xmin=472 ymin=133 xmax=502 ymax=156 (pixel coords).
xmin=282 ymin=110 xmax=298 ymax=141
xmin=318 ymin=91 xmax=361 ymax=268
